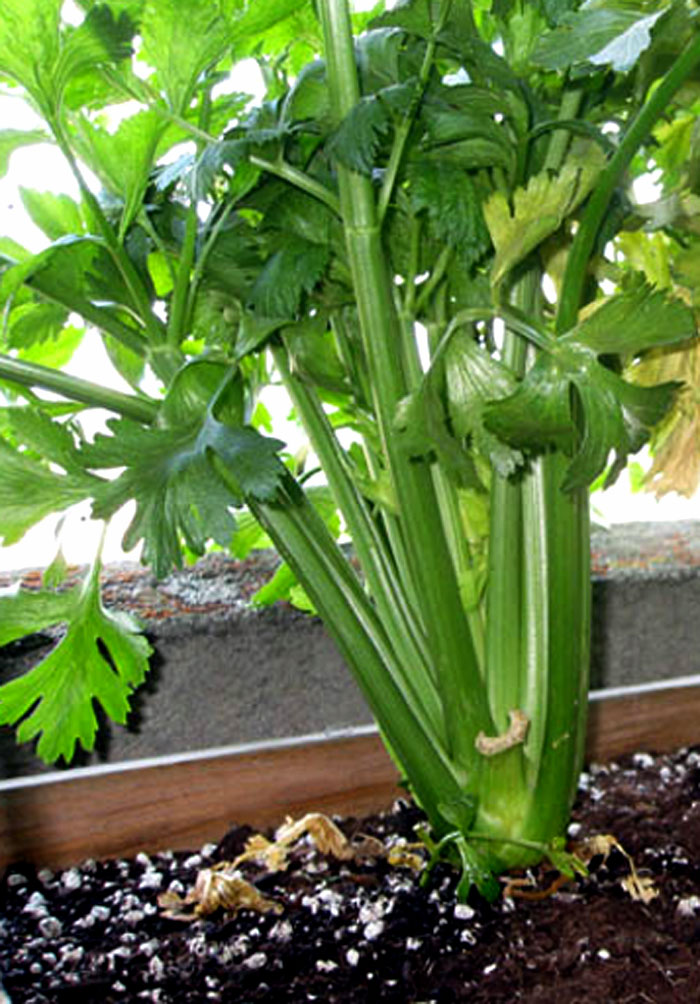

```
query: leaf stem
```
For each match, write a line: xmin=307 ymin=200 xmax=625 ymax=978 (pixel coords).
xmin=318 ymin=0 xmax=493 ymax=779
xmin=377 ymin=0 xmax=452 ymax=222
xmin=238 ymin=482 xmax=466 ymax=831
xmin=558 ymin=32 xmax=700 ymax=333
xmin=0 ymin=354 xmax=158 ymax=423
xmin=47 ymin=117 xmax=178 ymax=382
xmin=249 ymin=155 xmax=341 ymax=215
xmin=541 ymin=88 xmax=584 ymax=172
xmin=414 ymin=244 xmax=453 ymax=316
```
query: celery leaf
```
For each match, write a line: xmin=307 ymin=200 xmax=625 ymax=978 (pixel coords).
xmin=140 ymin=0 xmax=230 ymax=113
xmin=0 ymin=131 xmax=49 ymax=180
xmin=484 ymin=142 xmax=606 ymax=285
xmin=0 ymin=0 xmax=134 ymax=114
xmin=484 ymin=290 xmax=689 ymax=491
xmin=82 ymin=361 xmax=286 ymax=577
xmin=0 ymin=438 xmax=94 ymax=545
xmin=0 ymin=567 xmax=151 ymax=763
xmin=568 ymin=285 xmax=696 ymax=355
xmin=326 ymin=95 xmax=393 ymax=175
xmin=408 ymin=160 xmax=491 ymax=266
xmin=250 ymin=235 xmax=329 ymax=319
xmin=533 ymin=4 xmax=668 ymax=74
xmin=18 ymin=189 xmax=85 ymax=242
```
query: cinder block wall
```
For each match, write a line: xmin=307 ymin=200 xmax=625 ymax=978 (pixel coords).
xmin=1 ymin=521 xmax=699 ymax=779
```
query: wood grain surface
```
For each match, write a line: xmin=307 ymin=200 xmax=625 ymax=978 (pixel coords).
xmin=2 ymin=680 xmax=700 ymax=871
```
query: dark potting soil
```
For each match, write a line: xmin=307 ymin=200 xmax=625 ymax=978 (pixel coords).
xmin=2 ymin=746 xmax=700 ymax=1004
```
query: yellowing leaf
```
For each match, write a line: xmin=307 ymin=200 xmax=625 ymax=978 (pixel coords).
xmin=628 ymin=339 xmax=700 ymax=499
xmin=484 ymin=143 xmax=606 ymax=286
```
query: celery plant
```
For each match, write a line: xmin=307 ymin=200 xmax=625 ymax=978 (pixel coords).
xmin=1 ymin=0 xmax=700 ymax=895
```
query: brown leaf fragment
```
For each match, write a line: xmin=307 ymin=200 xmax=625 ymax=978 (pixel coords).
xmin=621 ymin=872 xmax=659 ymax=905
xmin=574 ymin=833 xmax=659 ymax=904
xmin=385 ymin=839 xmax=426 ymax=872
xmin=233 ymin=833 xmax=290 ymax=872
xmin=275 ymin=812 xmax=358 ymax=860
xmin=158 ymin=864 xmax=282 ymax=921
xmin=235 ymin=812 xmax=425 ymax=873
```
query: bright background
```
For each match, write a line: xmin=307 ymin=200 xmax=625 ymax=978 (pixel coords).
xmin=0 ymin=0 xmax=697 ymax=574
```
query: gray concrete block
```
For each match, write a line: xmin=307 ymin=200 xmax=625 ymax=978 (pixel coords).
xmin=1 ymin=521 xmax=699 ymax=778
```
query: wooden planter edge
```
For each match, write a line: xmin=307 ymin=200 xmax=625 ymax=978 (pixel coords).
xmin=3 ymin=676 xmax=700 ymax=871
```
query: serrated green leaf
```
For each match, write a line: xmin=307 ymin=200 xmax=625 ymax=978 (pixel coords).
xmin=483 ymin=352 xmax=575 ymax=453
xmin=250 ymin=236 xmax=330 ymax=318
xmin=6 ymin=302 xmax=69 ymax=350
xmin=252 ymin=564 xmax=317 ymax=613
xmin=0 ymin=406 xmax=86 ymax=474
xmin=484 ymin=335 xmax=681 ymax=491
xmin=82 ymin=362 xmax=286 ymax=576
xmin=356 ymin=26 xmax=405 ymax=91
xmin=0 ymin=0 xmax=62 ymax=109
xmin=266 ymin=183 xmax=338 ymax=249
xmin=282 ymin=60 xmax=332 ymax=130
xmin=423 ymin=136 xmax=515 ymax=172
xmin=198 ymin=217 xmax=263 ymax=302
xmin=71 ymin=110 xmax=171 ymax=236
xmin=408 ymin=160 xmax=491 ymax=266
xmin=250 ymin=484 xmax=340 ymax=606
xmin=140 ymin=0 xmax=230 ymax=113
xmin=0 ymin=439 xmax=94 ymax=545
xmin=252 ymin=560 xmax=297 ymax=606
xmin=189 ymin=284 xmax=239 ymax=349
xmin=85 ymin=420 xmax=240 ymax=575
xmin=0 ymin=566 xmax=152 ymax=763
xmin=444 ymin=333 xmax=524 ymax=476
xmin=326 ymin=94 xmax=392 ymax=175
xmin=16 ymin=324 xmax=85 ymax=369
xmin=566 ymin=286 xmax=696 ymax=355
xmin=420 ymin=85 xmax=516 ymax=171
xmin=235 ymin=313 xmax=286 ymax=359
xmin=54 ymin=4 xmax=136 ymax=92
xmin=195 ymin=140 xmax=253 ymax=199
xmin=282 ymin=315 xmax=350 ymax=394
xmin=230 ymin=0 xmax=309 ymax=45
xmin=1 ymin=235 xmax=139 ymax=329
xmin=103 ymin=335 xmax=146 ymax=390
xmin=0 ymin=237 xmax=32 ymax=263
xmin=395 ymin=382 xmax=482 ymax=489
xmin=74 ymin=0 xmax=145 ymax=20
xmin=533 ymin=4 xmax=668 ymax=74
xmin=0 ymin=130 xmax=50 ymax=180
xmin=19 ymin=189 xmax=85 ymax=242
xmin=229 ymin=508 xmax=273 ymax=558
xmin=484 ymin=141 xmax=606 ymax=285
xmin=369 ymin=0 xmax=435 ymax=38
xmin=0 ymin=1 xmax=134 ymax=115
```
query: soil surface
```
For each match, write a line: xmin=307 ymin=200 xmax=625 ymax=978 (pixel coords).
xmin=2 ymin=745 xmax=700 ymax=1003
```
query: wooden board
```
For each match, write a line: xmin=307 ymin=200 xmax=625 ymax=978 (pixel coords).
xmin=2 ymin=679 xmax=700 ymax=871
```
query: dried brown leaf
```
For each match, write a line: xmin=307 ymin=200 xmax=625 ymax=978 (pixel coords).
xmin=574 ymin=833 xmax=659 ymax=903
xmin=621 ymin=872 xmax=659 ymax=904
xmin=158 ymin=864 xmax=281 ymax=921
